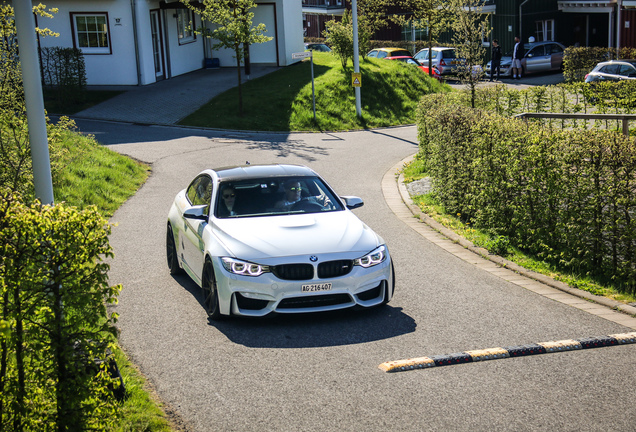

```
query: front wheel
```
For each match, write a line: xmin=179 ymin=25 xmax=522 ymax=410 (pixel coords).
xmin=383 ymin=259 xmax=395 ymax=305
xmin=166 ymin=224 xmax=182 ymax=275
xmin=202 ymin=260 xmax=224 ymax=320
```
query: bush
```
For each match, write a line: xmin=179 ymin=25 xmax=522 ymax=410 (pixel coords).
xmin=563 ymin=46 xmax=636 ymax=82
xmin=417 ymin=94 xmax=636 ymax=293
xmin=0 ymin=192 xmax=122 ymax=431
xmin=40 ymin=47 xmax=87 ymax=108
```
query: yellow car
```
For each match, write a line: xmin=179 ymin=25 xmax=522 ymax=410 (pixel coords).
xmin=367 ymin=47 xmax=412 ymax=59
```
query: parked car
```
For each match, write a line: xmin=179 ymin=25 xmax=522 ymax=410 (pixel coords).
xmin=305 ymin=43 xmax=331 ymax=52
xmin=585 ymin=60 xmax=636 ymax=82
xmin=166 ymin=164 xmax=395 ymax=319
xmin=367 ymin=47 xmax=412 ymax=59
xmin=485 ymin=41 xmax=565 ymax=78
xmin=413 ymin=47 xmax=463 ymax=76
xmin=384 ymin=55 xmax=441 ymax=78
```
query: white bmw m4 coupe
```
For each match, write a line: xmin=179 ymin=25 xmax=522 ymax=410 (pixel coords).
xmin=166 ymin=164 xmax=394 ymax=319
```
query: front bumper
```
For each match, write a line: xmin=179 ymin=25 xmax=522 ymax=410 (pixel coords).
xmin=212 ymin=253 xmax=394 ymax=317
xmin=485 ymin=64 xmax=512 ymax=77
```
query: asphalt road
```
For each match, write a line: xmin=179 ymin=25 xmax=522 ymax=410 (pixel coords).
xmin=75 ymin=119 xmax=636 ymax=431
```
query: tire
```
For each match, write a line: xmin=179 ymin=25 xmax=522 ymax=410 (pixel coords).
xmin=202 ymin=260 xmax=223 ymax=320
xmin=383 ymin=259 xmax=395 ymax=305
xmin=166 ymin=224 xmax=183 ymax=275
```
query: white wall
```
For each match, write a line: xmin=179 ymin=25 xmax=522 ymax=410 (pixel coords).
xmin=205 ymin=0 xmax=304 ymax=68
xmin=36 ymin=0 xmax=303 ymax=85
xmin=277 ymin=0 xmax=304 ymax=66
xmin=35 ymin=0 xmax=139 ymax=85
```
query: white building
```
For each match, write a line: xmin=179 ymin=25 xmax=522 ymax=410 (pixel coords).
xmin=35 ymin=0 xmax=303 ymax=86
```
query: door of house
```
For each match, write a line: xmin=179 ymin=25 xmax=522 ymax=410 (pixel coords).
xmin=150 ymin=10 xmax=165 ymax=81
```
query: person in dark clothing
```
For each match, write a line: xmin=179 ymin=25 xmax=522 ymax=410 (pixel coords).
xmin=490 ymin=39 xmax=502 ymax=81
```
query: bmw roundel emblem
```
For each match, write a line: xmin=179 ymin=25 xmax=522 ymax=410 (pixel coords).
xmin=309 ymin=256 xmax=318 ymax=262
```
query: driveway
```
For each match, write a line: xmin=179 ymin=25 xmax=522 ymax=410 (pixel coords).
xmin=73 ymin=118 xmax=636 ymax=432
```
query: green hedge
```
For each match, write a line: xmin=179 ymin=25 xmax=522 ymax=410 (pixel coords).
xmin=0 ymin=193 xmax=122 ymax=431
xmin=417 ymin=93 xmax=636 ymax=293
xmin=304 ymin=37 xmax=429 ymax=56
xmin=40 ymin=47 xmax=87 ymax=108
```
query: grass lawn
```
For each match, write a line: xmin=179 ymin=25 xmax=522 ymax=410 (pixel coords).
xmin=179 ymin=52 xmax=449 ymax=131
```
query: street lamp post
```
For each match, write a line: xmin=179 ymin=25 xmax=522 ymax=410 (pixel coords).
xmin=13 ymin=0 xmax=54 ymax=205
xmin=352 ymin=0 xmax=362 ymax=118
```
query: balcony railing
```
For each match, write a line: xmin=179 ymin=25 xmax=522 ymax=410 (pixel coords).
xmin=302 ymin=0 xmax=345 ymax=9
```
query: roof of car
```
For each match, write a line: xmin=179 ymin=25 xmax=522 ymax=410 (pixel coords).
xmin=598 ymin=59 xmax=636 ymax=64
xmin=212 ymin=164 xmax=317 ymax=181
xmin=371 ymin=47 xmax=409 ymax=53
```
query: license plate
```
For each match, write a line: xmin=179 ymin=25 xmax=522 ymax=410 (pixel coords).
xmin=301 ymin=283 xmax=332 ymax=293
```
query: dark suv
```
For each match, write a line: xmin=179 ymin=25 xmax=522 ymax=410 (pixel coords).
xmin=585 ymin=60 xmax=636 ymax=82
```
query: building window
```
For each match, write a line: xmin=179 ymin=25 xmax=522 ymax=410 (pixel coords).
xmin=401 ymin=20 xmax=428 ymax=41
xmin=535 ymin=19 xmax=555 ymax=42
xmin=177 ymin=9 xmax=195 ymax=44
xmin=71 ymin=13 xmax=111 ymax=54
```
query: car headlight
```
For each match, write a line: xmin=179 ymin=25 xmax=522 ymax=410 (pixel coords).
xmin=222 ymin=257 xmax=270 ymax=277
xmin=354 ymin=245 xmax=387 ymax=268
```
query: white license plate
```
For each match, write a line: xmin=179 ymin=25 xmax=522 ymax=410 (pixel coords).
xmin=301 ymin=283 xmax=332 ymax=293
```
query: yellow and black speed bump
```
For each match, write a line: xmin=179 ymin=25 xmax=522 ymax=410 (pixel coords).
xmin=379 ymin=332 xmax=636 ymax=373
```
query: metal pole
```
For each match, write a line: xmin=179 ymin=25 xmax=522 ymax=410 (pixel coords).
xmin=311 ymin=51 xmax=316 ymax=121
xmin=13 ymin=0 xmax=54 ymax=205
xmin=351 ymin=0 xmax=361 ymax=118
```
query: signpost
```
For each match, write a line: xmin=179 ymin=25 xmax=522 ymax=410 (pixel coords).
xmin=352 ymin=73 xmax=361 ymax=88
xmin=292 ymin=51 xmax=316 ymax=121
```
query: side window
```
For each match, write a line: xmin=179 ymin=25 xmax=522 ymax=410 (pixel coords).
xmin=549 ymin=44 xmax=563 ymax=54
xmin=619 ymin=64 xmax=636 ymax=77
xmin=601 ymin=64 xmax=619 ymax=74
xmin=368 ymin=50 xmax=378 ymax=58
xmin=186 ymin=175 xmax=212 ymax=207
xmin=377 ymin=51 xmax=387 ymax=59
xmin=528 ymin=46 xmax=545 ymax=57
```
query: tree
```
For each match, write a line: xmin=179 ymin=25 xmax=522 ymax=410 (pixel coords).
xmin=182 ymin=0 xmax=272 ymax=116
xmin=449 ymin=0 xmax=490 ymax=107
xmin=323 ymin=11 xmax=354 ymax=70
xmin=356 ymin=0 xmax=394 ymax=58
xmin=398 ymin=0 xmax=451 ymax=77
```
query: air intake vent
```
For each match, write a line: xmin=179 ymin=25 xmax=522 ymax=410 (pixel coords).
xmin=318 ymin=260 xmax=353 ymax=278
xmin=272 ymin=264 xmax=314 ymax=280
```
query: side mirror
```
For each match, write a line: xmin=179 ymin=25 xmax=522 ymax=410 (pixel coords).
xmin=341 ymin=196 xmax=364 ymax=210
xmin=184 ymin=205 xmax=209 ymax=221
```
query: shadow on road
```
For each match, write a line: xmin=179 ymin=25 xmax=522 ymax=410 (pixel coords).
xmin=175 ymin=274 xmax=416 ymax=348
xmin=211 ymin=306 xmax=416 ymax=348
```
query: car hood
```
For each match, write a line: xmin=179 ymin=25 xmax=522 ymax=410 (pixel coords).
xmin=210 ymin=210 xmax=382 ymax=261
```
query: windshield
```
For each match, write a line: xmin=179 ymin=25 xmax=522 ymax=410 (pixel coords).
xmin=214 ymin=176 xmax=344 ymax=218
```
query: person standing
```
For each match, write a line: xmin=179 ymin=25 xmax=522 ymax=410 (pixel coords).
xmin=490 ymin=39 xmax=502 ymax=81
xmin=512 ymin=36 xmax=524 ymax=79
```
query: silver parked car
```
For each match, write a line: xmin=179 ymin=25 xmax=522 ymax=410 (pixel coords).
xmin=585 ymin=60 xmax=636 ymax=83
xmin=486 ymin=41 xmax=565 ymax=77
xmin=413 ymin=47 xmax=463 ymax=75
xmin=166 ymin=164 xmax=395 ymax=319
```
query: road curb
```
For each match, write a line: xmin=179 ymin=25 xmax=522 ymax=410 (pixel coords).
xmin=379 ymin=332 xmax=636 ymax=372
xmin=389 ymin=154 xmax=636 ymax=318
